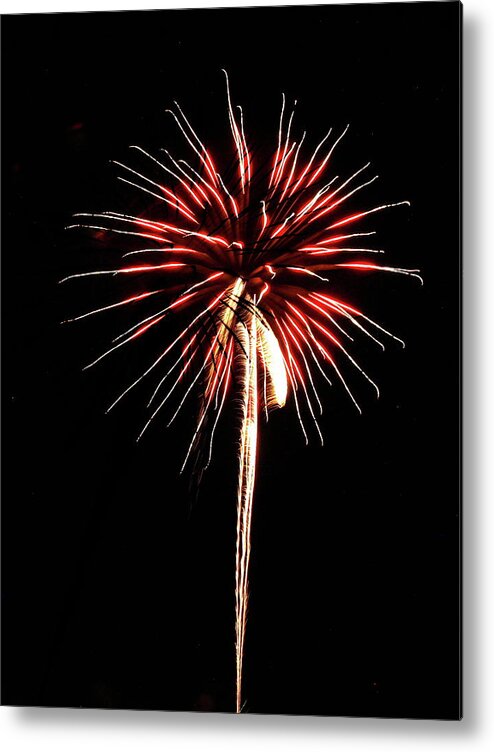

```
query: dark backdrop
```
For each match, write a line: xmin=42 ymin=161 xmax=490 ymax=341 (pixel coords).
xmin=2 ymin=2 xmax=461 ymax=719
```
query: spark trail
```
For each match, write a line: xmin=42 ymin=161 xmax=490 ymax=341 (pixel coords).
xmin=235 ymin=302 xmax=258 ymax=715
xmin=64 ymin=71 xmax=420 ymax=713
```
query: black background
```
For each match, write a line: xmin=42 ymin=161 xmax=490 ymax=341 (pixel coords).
xmin=2 ymin=2 xmax=461 ymax=719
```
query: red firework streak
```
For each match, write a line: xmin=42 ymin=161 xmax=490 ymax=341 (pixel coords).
xmin=64 ymin=71 xmax=421 ymax=713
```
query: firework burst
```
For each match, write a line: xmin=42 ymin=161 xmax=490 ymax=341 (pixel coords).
xmin=64 ymin=71 xmax=421 ymax=713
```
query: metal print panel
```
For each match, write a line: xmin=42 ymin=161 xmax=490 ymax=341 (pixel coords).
xmin=1 ymin=1 xmax=461 ymax=719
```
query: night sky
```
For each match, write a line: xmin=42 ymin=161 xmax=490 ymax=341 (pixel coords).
xmin=2 ymin=2 xmax=461 ymax=719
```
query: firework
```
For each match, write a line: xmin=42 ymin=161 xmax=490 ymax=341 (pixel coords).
xmin=64 ymin=71 xmax=421 ymax=713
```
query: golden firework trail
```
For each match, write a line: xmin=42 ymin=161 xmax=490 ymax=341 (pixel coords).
xmin=234 ymin=298 xmax=287 ymax=713
xmin=235 ymin=301 xmax=258 ymax=715
xmin=64 ymin=71 xmax=420 ymax=712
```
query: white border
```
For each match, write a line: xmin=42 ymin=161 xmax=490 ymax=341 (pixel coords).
xmin=0 ymin=0 xmax=467 ymax=12
xmin=2 ymin=0 xmax=493 ymax=750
